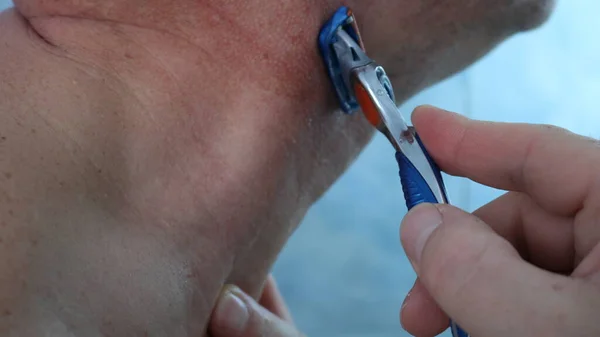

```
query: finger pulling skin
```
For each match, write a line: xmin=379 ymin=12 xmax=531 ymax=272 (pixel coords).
xmin=210 ymin=285 xmax=304 ymax=337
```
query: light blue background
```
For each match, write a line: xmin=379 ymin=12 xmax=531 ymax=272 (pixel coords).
xmin=1 ymin=1 xmax=598 ymax=336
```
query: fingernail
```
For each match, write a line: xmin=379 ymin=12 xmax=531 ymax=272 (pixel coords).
xmin=401 ymin=203 xmax=442 ymax=266
xmin=213 ymin=286 xmax=249 ymax=335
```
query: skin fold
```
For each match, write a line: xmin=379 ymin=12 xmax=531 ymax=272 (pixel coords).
xmin=0 ymin=0 xmax=554 ymax=336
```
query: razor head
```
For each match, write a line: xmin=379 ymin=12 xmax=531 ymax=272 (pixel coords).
xmin=318 ymin=6 xmax=366 ymax=114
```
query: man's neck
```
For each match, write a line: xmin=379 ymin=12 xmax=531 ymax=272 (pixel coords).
xmin=1 ymin=3 xmax=375 ymax=334
xmin=12 ymin=0 xmax=374 ymax=293
xmin=1 ymin=0 xmax=555 ymax=334
xmin=20 ymin=0 xmax=371 ymax=194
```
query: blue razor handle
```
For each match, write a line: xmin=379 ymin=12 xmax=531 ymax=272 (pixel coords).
xmin=396 ymin=134 xmax=469 ymax=337
xmin=396 ymin=134 xmax=448 ymax=209
xmin=318 ymin=6 xmax=364 ymax=114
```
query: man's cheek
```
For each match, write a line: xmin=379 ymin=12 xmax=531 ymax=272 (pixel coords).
xmin=352 ymin=0 xmax=555 ymax=50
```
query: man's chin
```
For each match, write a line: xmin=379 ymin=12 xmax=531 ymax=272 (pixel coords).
xmin=511 ymin=0 xmax=556 ymax=31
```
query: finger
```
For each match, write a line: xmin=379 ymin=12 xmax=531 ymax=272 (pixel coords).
xmin=572 ymin=242 xmax=600 ymax=282
xmin=400 ymin=203 xmax=596 ymax=336
xmin=259 ymin=275 xmax=294 ymax=323
xmin=400 ymin=279 xmax=449 ymax=336
xmin=474 ymin=192 xmax=574 ymax=274
xmin=401 ymin=194 xmax=574 ymax=335
xmin=209 ymin=285 xmax=304 ymax=337
xmin=412 ymin=105 xmax=600 ymax=216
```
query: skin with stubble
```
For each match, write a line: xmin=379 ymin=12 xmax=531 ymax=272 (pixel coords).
xmin=0 ymin=0 xmax=553 ymax=336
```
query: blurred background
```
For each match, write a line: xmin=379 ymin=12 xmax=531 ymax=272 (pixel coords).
xmin=1 ymin=0 xmax=598 ymax=336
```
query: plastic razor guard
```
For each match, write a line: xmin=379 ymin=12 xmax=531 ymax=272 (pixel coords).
xmin=318 ymin=6 xmax=364 ymax=114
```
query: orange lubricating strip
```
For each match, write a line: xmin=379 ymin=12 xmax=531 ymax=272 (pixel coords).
xmin=353 ymin=82 xmax=381 ymax=127
xmin=347 ymin=9 xmax=366 ymax=51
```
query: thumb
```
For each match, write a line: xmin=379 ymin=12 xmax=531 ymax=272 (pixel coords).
xmin=209 ymin=285 xmax=305 ymax=337
xmin=400 ymin=203 xmax=591 ymax=337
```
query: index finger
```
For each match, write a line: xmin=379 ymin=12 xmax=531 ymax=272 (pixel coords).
xmin=412 ymin=106 xmax=600 ymax=216
xmin=210 ymin=285 xmax=304 ymax=337
xmin=259 ymin=275 xmax=294 ymax=324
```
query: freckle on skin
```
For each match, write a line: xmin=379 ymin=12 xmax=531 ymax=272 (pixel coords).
xmin=3 ymin=172 xmax=12 ymax=179
xmin=2 ymin=310 xmax=11 ymax=317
